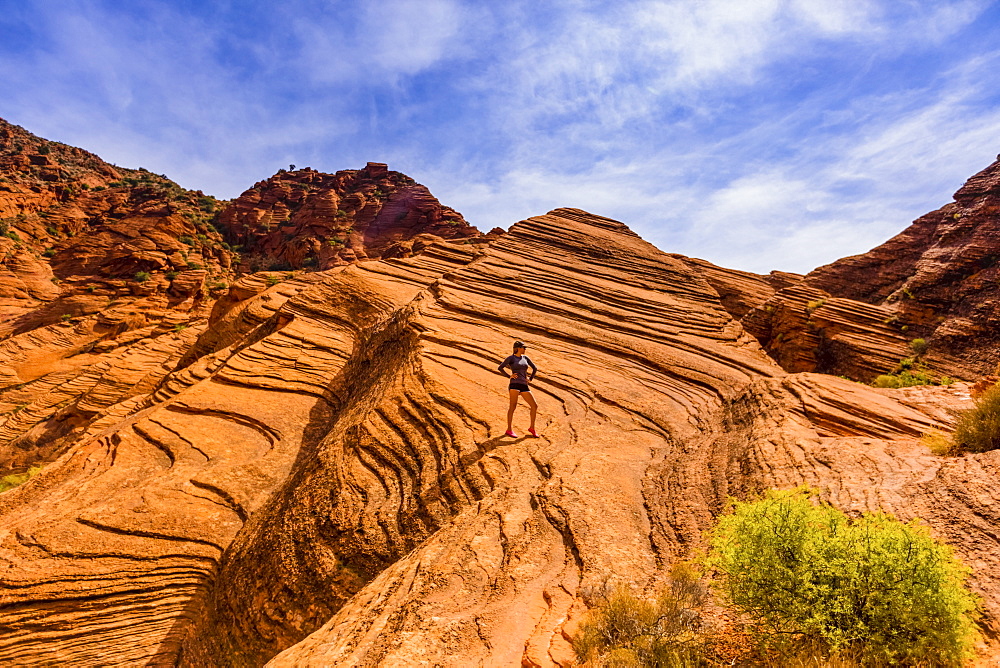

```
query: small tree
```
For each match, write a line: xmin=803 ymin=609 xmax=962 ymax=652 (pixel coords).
xmin=952 ymin=383 xmax=1000 ymax=453
xmin=707 ymin=487 xmax=979 ymax=665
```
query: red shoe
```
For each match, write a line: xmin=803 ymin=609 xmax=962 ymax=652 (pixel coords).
xmin=504 ymin=429 xmax=518 ymax=438
xmin=528 ymin=427 xmax=539 ymax=438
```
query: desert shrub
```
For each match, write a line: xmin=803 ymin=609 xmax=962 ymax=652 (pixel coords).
xmin=806 ymin=299 xmax=827 ymax=311
xmin=951 ymin=383 xmax=1000 ymax=454
xmin=871 ymin=356 xmax=952 ymax=388
xmin=265 ymin=275 xmax=280 ymax=286
xmin=909 ymin=338 xmax=928 ymax=355
xmin=0 ymin=465 xmax=44 ymax=493
xmin=707 ymin=487 xmax=979 ymax=666
xmin=134 ymin=271 xmax=151 ymax=282
xmin=165 ymin=271 xmax=178 ymax=280
xmin=922 ymin=429 xmax=955 ymax=456
xmin=573 ymin=563 xmax=708 ymax=667
xmin=872 ymin=369 xmax=934 ymax=388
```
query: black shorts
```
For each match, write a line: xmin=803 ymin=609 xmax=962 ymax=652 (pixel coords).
xmin=509 ymin=382 xmax=531 ymax=392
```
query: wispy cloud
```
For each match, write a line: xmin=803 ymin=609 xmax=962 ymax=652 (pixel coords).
xmin=0 ymin=0 xmax=998 ymax=273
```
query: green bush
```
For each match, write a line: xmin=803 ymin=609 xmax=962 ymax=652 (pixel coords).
xmin=707 ymin=487 xmax=979 ymax=665
xmin=872 ymin=369 xmax=933 ymax=388
xmin=909 ymin=338 xmax=928 ymax=355
xmin=573 ymin=563 xmax=708 ymax=667
xmin=134 ymin=271 xmax=151 ymax=282
xmin=806 ymin=299 xmax=827 ymax=311
xmin=0 ymin=465 xmax=44 ymax=493
xmin=952 ymin=383 xmax=1000 ymax=453
xmin=872 ymin=356 xmax=953 ymax=388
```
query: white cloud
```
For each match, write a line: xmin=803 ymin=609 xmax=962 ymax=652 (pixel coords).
xmin=1 ymin=0 xmax=997 ymax=278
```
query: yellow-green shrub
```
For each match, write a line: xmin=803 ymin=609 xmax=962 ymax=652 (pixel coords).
xmin=952 ymin=383 xmax=1000 ymax=453
xmin=572 ymin=563 xmax=708 ymax=667
xmin=0 ymin=465 xmax=44 ymax=493
xmin=707 ymin=487 xmax=978 ymax=666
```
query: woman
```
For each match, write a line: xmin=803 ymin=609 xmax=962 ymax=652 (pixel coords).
xmin=497 ymin=340 xmax=538 ymax=438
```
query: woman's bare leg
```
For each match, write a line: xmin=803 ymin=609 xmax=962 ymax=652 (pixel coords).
xmin=507 ymin=389 xmax=520 ymax=431
xmin=522 ymin=391 xmax=538 ymax=430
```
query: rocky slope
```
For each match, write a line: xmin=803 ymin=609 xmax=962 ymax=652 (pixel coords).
xmin=0 ymin=119 xmax=485 ymax=483
xmin=734 ymin=156 xmax=1000 ymax=382
xmin=0 ymin=118 xmax=236 ymax=476
xmin=4 ymin=122 xmax=1000 ymax=666
xmin=1 ymin=206 xmax=999 ymax=666
xmin=220 ymin=162 xmax=490 ymax=272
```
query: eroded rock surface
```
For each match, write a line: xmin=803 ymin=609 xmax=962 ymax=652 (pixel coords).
xmin=3 ymin=206 xmax=1000 ymax=667
xmin=219 ymin=162 xmax=486 ymax=272
xmin=0 ymin=119 xmax=484 ymax=489
xmin=741 ymin=157 xmax=1000 ymax=381
xmin=5 ymin=119 xmax=1000 ymax=667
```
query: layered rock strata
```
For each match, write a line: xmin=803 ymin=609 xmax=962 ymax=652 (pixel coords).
xmin=0 ymin=118 xmax=485 ymax=490
xmin=741 ymin=156 xmax=1000 ymax=380
xmin=0 ymin=119 xmax=234 ymax=479
xmin=3 ymin=209 xmax=999 ymax=666
xmin=218 ymin=162 xmax=486 ymax=272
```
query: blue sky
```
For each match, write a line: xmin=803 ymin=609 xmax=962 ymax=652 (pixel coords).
xmin=1 ymin=0 xmax=999 ymax=273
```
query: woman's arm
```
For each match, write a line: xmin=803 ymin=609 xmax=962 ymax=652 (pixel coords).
xmin=497 ymin=358 xmax=511 ymax=376
xmin=527 ymin=356 xmax=537 ymax=381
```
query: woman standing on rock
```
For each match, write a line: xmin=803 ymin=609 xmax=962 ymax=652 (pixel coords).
xmin=498 ymin=341 xmax=539 ymax=438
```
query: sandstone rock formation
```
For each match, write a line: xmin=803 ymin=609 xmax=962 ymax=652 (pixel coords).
xmin=735 ymin=156 xmax=1000 ymax=382
xmin=4 ymin=120 xmax=1000 ymax=666
xmin=0 ymin=119 xmax=485 ymax=490
xmin=3 ymin=205 xmax=1000 ymax=666
xmin=0 ymin=119 xmax=234 ymax=480
xmin=219 ymin=162 xmax=485 ymax=272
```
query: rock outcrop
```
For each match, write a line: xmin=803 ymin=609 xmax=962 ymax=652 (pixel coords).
xmin=0 ymin=119 xmax=235 ymax=480
xmin=737 ymin=157 xmax=1000 ymax=381
xmin=0 ymin=119 xmax=485 ymax=491
xmin=5 ymin=119 xmax=1000 ymax=666
xmin=218 ymin=162 xmax=485 ymax=272
xmin=3 ymin=207 xmax=1000 ymax=667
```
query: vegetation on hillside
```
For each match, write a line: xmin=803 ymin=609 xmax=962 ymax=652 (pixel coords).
xmin=572 ymin=563 xmax=710 ymax=666
xmin=707 ymin=487 xmax=979 ymax=666
xmin=951 ymin=383 xmax=1000 ymax=454
xmin=0 ymin=465 xmax=44 ymax=493
xmin=574 ymin=487 xmax=981 ymax=667
xmin=872 ymin=355 xmax=952 ymax=389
